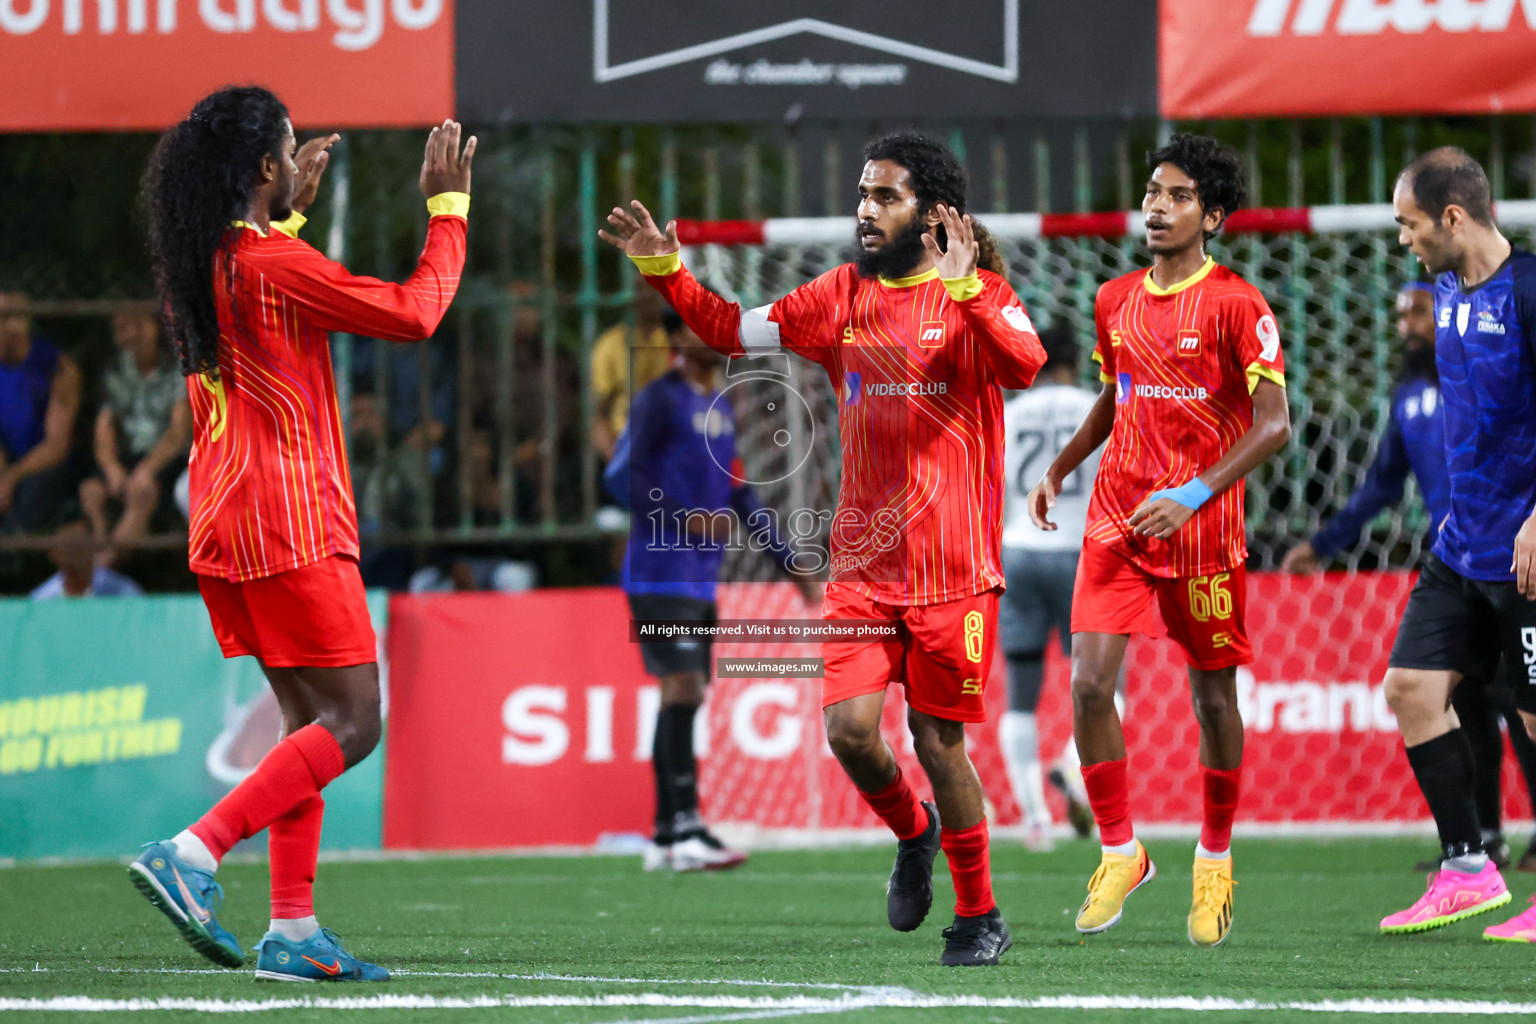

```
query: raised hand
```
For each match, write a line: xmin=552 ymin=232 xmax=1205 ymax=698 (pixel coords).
xmin=419 ymin=119 xmax=477 ymax=198
xmin=599 ymin=200 xmax=680 ymax=258
xmin=291 ymin=133 xmax=340 ymax=214
xmin=921 ymin=204 xmax=980 ymax=280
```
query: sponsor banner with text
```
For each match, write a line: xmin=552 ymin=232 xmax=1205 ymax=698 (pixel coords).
xmin=0 ymin=592 xmax=387 ymax=860
xmin=382 ymin=575 xmax=1525 ymax=850
xmin=0 ymin=0 xmax=454 ymax=130
xmin=1161 ymin=0 xmax=1536 ymax=118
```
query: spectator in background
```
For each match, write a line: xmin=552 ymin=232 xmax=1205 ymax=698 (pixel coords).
xmin=0 ymin=291 xmax=82 ymax=534
xmin=590 ymin=284 xmax=672 ymax=460
xmin=30 ymin=516 xmax=143 ymax=599
xmin=79 ymin=308 xmax=191 ymax=562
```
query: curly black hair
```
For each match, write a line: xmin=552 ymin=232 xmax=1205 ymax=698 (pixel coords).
xmin=143 ymin=86 xmax=289 ymax=379
xmin=1146 ymin=133 xmax=1247 ymax=240
xmin=863 ymin=132 xmax=1005 ymax=274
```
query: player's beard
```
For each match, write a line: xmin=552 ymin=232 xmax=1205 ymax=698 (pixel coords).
xmin=854 ymin=212 xmax=930 ymax=280
xmin=1402 ymin=336 xmax=1437 ymax=380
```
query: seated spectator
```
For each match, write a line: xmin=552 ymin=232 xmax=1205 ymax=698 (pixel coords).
xmin=30 ymin=517 xmax=143 ymax=599
xmin=590 ymin=284 xmax=672 ymax=461
xmin=0 ymin=292 xmax=82 ymax=534
xmin=79 ymin=308 xmax=190 ymax=561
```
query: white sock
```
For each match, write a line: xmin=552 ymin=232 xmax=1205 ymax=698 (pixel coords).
xmin=1444 ymin=851 xmax=1488 ymax=874
xmin=1195 ymin=842 xmax=1230 ymax=861
xmin=1102 ymin=838 xmax=1138 ymax=857
xmin=269 ymin=916 xmax=320 ymax=943
xmin=171 ymin=830 xmax=217 ymax=874
xmin=1000 ymin=712 xmax=1052 ymax=828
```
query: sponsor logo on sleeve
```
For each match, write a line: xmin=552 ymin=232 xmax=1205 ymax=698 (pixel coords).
xmin=1001 ymin=305 xmax=1034 ymax=334
xmin=1256 ymin=314 xmax=1281 ymax=362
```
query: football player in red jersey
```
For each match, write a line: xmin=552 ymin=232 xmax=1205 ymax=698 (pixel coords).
xmin=602 ymin=134 xmax=1045 ymax=966
xmin=1028 ymin=135 xmax=1291 ymax=947
xmin=128 ymin=86 xmax=474 ymax=981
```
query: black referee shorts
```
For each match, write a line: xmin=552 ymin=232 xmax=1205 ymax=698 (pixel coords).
xmin=627 ymin=592 xmax=716 ymax=678
xmin=1389 ymin=553 xmax=1536 ymax=714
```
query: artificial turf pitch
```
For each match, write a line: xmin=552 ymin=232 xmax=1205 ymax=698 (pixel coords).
xmin=2 ymin=838 xmax=1534 ymax=1022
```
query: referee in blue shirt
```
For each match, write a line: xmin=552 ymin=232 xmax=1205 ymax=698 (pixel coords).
xmin=1285 ymin=283 xmax=1536 ymax=873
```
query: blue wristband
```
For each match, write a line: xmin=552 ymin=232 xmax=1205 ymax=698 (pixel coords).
xmin=1148 ymin=478 xmax=1214 ymax=511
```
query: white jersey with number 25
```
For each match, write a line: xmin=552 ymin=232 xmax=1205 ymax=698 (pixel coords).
xmin=1002 ymin=383 xmax=1102 ymax=552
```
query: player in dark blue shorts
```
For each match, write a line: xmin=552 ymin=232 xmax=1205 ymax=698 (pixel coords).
xmin=1380 ymin=147 xmax=1536 ymax=942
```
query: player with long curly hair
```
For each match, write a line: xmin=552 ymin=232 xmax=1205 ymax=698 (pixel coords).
xmin=129 ymin=85 xmax=475 ymax=982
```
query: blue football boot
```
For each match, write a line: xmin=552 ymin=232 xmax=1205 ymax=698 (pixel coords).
xmin=254 ymin=928 xmax=390 ymax=982
xmin=128 ymin=841 xmax=244 ymax=968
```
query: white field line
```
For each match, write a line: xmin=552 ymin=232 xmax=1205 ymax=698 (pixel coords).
xmin=590 ymin=1010 xmax=840 ymax=1024
xmin=0 ymin=968 xmax=881 ymax=993
xmin=5 ymin=993 xmax=1536 ymax=1015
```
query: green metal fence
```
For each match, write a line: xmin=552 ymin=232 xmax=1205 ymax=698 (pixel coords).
xmin=3 ymin=115 xmax=1536 ymax=577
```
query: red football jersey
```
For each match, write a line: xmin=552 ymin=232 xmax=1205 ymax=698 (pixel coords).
xmin=1085 ymin=258 xmax=1286 ymax=578
xmin=188 ymin=208 xmax=467 ymax=582
xmin=640 ymin=257 xmax=1046 ymax=605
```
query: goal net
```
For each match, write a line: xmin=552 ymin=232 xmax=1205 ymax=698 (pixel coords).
xmin=680 ymin=204 xmax=1536 ymax=840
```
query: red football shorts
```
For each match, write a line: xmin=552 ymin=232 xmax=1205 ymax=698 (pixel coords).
xmin=198 ymin=555 xmax=377 ymax=668
xmin=820 ymin=585 xmax=1000 ymax=724
xmin=1070 ymin=538 xmax=1251 ymax=670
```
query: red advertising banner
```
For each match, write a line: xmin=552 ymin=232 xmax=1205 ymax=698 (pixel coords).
xmin=383 ymin=575 xmax=1530 ymax=851
xmin=1160 ymin=0 xmax=1536 ymax=118
xmin=0 ymin=0 xmax=454 ymax=130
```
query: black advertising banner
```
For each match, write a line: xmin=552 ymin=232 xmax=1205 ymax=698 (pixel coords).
xmin=456 ymin=0 xmax=1156 ymax=123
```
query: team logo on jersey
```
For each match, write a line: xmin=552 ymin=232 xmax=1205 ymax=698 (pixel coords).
xmin=1002 ymin=305 xmax=1035 ymax=334
xmin=843 ymin=371 xmax=863 ymax=405
xmin=918 ymin=320 xmax=945 ymax=348
xmin=1456 ymin=303 xmax=1470 ymax=337
xmin=1476 ymin=310 xmax=1507 ymax=335
xmin=1177 ymin=329 xmax=1201 ymax=356
xmin=1116 ymin=372 xmax=1131 ymax=404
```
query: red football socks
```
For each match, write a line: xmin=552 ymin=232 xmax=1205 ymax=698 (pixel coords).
xmin=268 ymin=794 xmax=324 ymax=919
xmin=190 ymin=724 xmax=346 ymax=861
xmin=1081 ymin=757 xmax=1134 ymax=848
xmin=1199 ymin=763 xmax=1243 ymax=854
xmin=859 ymin=766 xmax=927 ymax=841
xmin=941 ymin=819 xmax=996 ymax=917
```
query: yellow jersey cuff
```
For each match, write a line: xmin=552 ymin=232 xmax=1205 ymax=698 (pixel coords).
xmin=270 ymin=212 xmax=306 ymax=238
xmin=629 ymin=251 xmax=682 ymax=277
xmin=1246 ymin=364 xmax=1287 ymax=393
xmin=941 ymin=273 xmax=984 ymax=303
xmin=1092 ymin=350 xmax=1113 ymax=383
xmin=426 ymin=192 xmax=471 ymax=218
